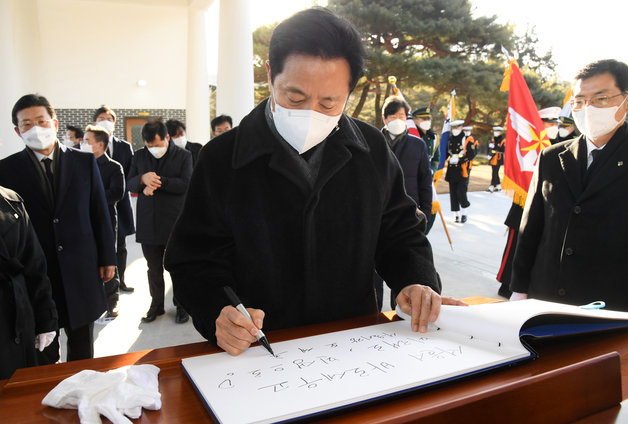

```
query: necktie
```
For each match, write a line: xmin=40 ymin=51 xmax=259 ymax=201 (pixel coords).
xmin=42 ymin=158 xmax=55 ymax=195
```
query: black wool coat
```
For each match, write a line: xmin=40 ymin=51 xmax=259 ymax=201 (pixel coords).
xmin=110 ymin=137 xmax=135 ymax=237
xmin=185 ymin=141 xmax=203 ymax=166
xmin=96 ymin=154 xmax=125 ymax=233
xmin=511 ymin=124 xmax=628 ymax=310
xmin=164 ymin=99 xmax=439 ymax=343
xmin=127 ymin=141 xmax=193 ymax=246
xmin=382 ymin=130 xmax=433 ymax=217
xmin=0 ymin=144 xmax=116 ymax=329
xmin=0 ymin=186 xmax=58 ymax=379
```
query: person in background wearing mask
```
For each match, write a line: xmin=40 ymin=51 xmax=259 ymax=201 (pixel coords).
xmin=0 ymin=185 xmax=58 ymax=379
xmin=210 ymin=115 xmax=233 ymax=138
xmin=0 ymin=94 xmax=116 ymax=363
xmin=64 ymin=125 xmax=83 ymax=148
xmin=445 ymin=120 xmax=475 ymax=223
xmin=557 ymin=115 xmax=580 ymax=143
xmin=127 ymin=119 xmax=193 ymax=324
xmin=411 ymin=107 xmax=440 ymax=173
xmin=378 ymin=95 xmax=433 ymax=311
xmin=510 ymin=59 xmax=628 ymax=311
xmin=487 ymin=126 xmax=505 ymax=192
xmin=165 ymin=119 xmax=203 ymax=166
xmin=82 ymin=125 xmax=125 ymax=321
xmin=538 ymin=106 xmax=561 ymax=145
xmin=93 ymin=106 xmax=136 ymax=294
xmin=165 ymin=8 xmax=464 ymax=356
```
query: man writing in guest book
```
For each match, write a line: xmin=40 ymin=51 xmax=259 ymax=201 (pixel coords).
xmin=510 ymin=59 xmax=628 ymax=311
xmin=165 ymin=7 xmax=465 ymax=356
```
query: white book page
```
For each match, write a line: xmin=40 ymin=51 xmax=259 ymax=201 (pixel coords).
xmin=397 ymin=299 xmax=628 ymax=348
xmin=182 ymin=319 xmax=529 ymax=424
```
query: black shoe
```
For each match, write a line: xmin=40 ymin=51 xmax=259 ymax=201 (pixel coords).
xmin=175 ymin=307 xmax=189 ymax=324
xmin=454 ymin=216 xmax=460 ymax=223
xmin=119 ymin=282 xmax=135 ymax=293
xmin=461 ymin=215 xmax=467 ymax=223
xmin=141 ymin=308 xmax=165 ymax=323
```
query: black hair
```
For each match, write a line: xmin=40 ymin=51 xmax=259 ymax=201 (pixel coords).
xmin=165 ymin=119 xmax=186 ymax=138
xmin=211 ymin=114 xmax=233 ymax=131
xmin=12 ymin=94 xmax=56 ymax=126
xmin=575 ymin=59 xmax=628 ymax=93
xmin=93 ymin=105 xmax=117 ymax=123
xmin=268 ymin=7 xmax=365 ymax=92
xmin=141 ymin=119 xmax=167 ymax=143
xmin=85 ymin=125 xmax=109 ymax=149
xmin=66 ymin=124 xmax=84 ymax=139
xmin=382 ymin=96 xmax=410 ymax=118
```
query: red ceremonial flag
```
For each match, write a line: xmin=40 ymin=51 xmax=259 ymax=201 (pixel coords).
xmin=500 ymin=60 xmax=550 ymax=207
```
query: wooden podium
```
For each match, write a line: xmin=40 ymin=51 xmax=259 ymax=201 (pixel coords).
xmin=1 ymin=309 xmax=627 ymax=423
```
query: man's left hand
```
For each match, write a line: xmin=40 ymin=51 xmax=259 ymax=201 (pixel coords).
xmin=396 ymin=284 xmax=467 ymax=333
xmin=100 ymin=265 xmax=116 ymax=282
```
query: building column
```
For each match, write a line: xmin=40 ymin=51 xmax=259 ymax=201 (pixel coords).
xmin=186 ymin=1 xmax=212 ymax=144
xmin=0 ymin=0 xmax=44 ymax=158
xmin=216 ymin=0 xmax=254 ymax=127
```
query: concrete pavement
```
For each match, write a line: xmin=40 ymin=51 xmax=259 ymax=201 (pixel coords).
xmin=62 ymin=190 xmax=514 ymax=361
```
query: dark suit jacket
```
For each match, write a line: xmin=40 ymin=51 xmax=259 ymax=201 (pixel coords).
xmin=127 ymin=142 xmax=193 ymax=245
xmin=511 ymin=124 xmax=628 ymax=311
xmin=185 ymin=141 xmax=203 ymax=166
xmin=111 ymin=137 xmax=135 ymax=237
xmin=96 ymin=154 xmax=125 ymax=233
xmin=0 ymin=143 xmax=117 ymax=329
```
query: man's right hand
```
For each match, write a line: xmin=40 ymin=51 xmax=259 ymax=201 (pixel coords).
xmin=140 ymin=172 xmax=161 ymax=190
xmin=215 ymin=306 xmax=266 ymax=356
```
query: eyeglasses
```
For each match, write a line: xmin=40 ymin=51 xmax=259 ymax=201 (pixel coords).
xmin=570 ymin=93 xmax=627 ymax=111
xmin=18 ymin=118 xmax=54 ymax=132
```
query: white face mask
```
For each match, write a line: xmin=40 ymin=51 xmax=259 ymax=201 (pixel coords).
xmin=97 ymin=120 xmax=115 ymax=134
xmin=62 ymin=135 xmax=75 ymax=147
xmin=148 ymin=145 xmax=167 ymax=159
xmin=418 ymin=120 xmax=431 ymax=131
xmin=451 ymin=128 xmax=462 ymax=137
xmin=558 ymin=127 xmax=571 ymax=138
xmin=21 ymin=125 xmax=57 ymax=151
xmin=545 ymin=125 xmax=559 ymax=140
xmin=173 ymin=135 xmax=187 ymax=149
xmin=386 ymin=119 xmax=407 ymax=136
xmin=271 ymin=95 xmax=343 ymax=154
xmin=573 ymin=97 xmax=627 ymax=140
xmin=80 ymin=142 xmax=93 ymax=153
xmin=464 ymin=131 xmax=471 ymax=137
xmin=493 ymin=131 xmax=502 ymax=137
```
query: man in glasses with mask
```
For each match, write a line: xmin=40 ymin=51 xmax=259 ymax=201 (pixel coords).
xmin=0 ymin=94 xmax=116 ymax=363
xmin=510 ymin=59 xmax=628 ymax=311
xmin=165 ymin=7 xmax=464 ymax=356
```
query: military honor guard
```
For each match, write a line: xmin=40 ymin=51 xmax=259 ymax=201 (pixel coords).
xmin=445 ymin=120 xmax=476 ymax=223
xmin=487 ymin=126 xmax=505 ymax=192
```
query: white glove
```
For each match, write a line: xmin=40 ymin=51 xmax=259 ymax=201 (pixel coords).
xmin=35 ymin=331 xmax=56 ymax=352
xmin=458 ymin=152 xmax=465 ymax=158
xmin=489 ymin=143 xmax=495 ymax=149
xmin=510 ymin=292 xmax=528 ymax=301
xmin=42 ymin=364 xmax=161 ymax=424
xmin=449 ymin=155 xmax=459 ymax=165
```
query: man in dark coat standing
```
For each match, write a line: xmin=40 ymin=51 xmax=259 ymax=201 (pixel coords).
xmin=165 ymin=119 xmax=203 ymax=166
xmin=94 ymin=105 xmax=136 ymax=293
xmin=127 ymin=119 xmax=193 ymax=324
xmin=0 ymin=186 xmax=58 ymax=379
xmin=0 ymin=94 xmax=116 ymax=363
xmin=83 ymin=125 xmax=125 ymax=319
xmin=164 ymin=8 xmax=464 ymax=357
xmin=510 ymin=59 xmax=628 ymax=311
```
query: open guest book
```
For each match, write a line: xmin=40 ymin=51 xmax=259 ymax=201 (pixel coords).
xmin=181 ymin=299 xmax=628 ymax=424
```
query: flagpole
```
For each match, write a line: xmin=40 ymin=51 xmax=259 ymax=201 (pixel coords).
xmin=438 ymin=208 xmax=454 ymax=251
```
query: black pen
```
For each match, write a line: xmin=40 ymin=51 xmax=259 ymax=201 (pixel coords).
xmin=223 ymin=286 xmax=275 ymax=357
